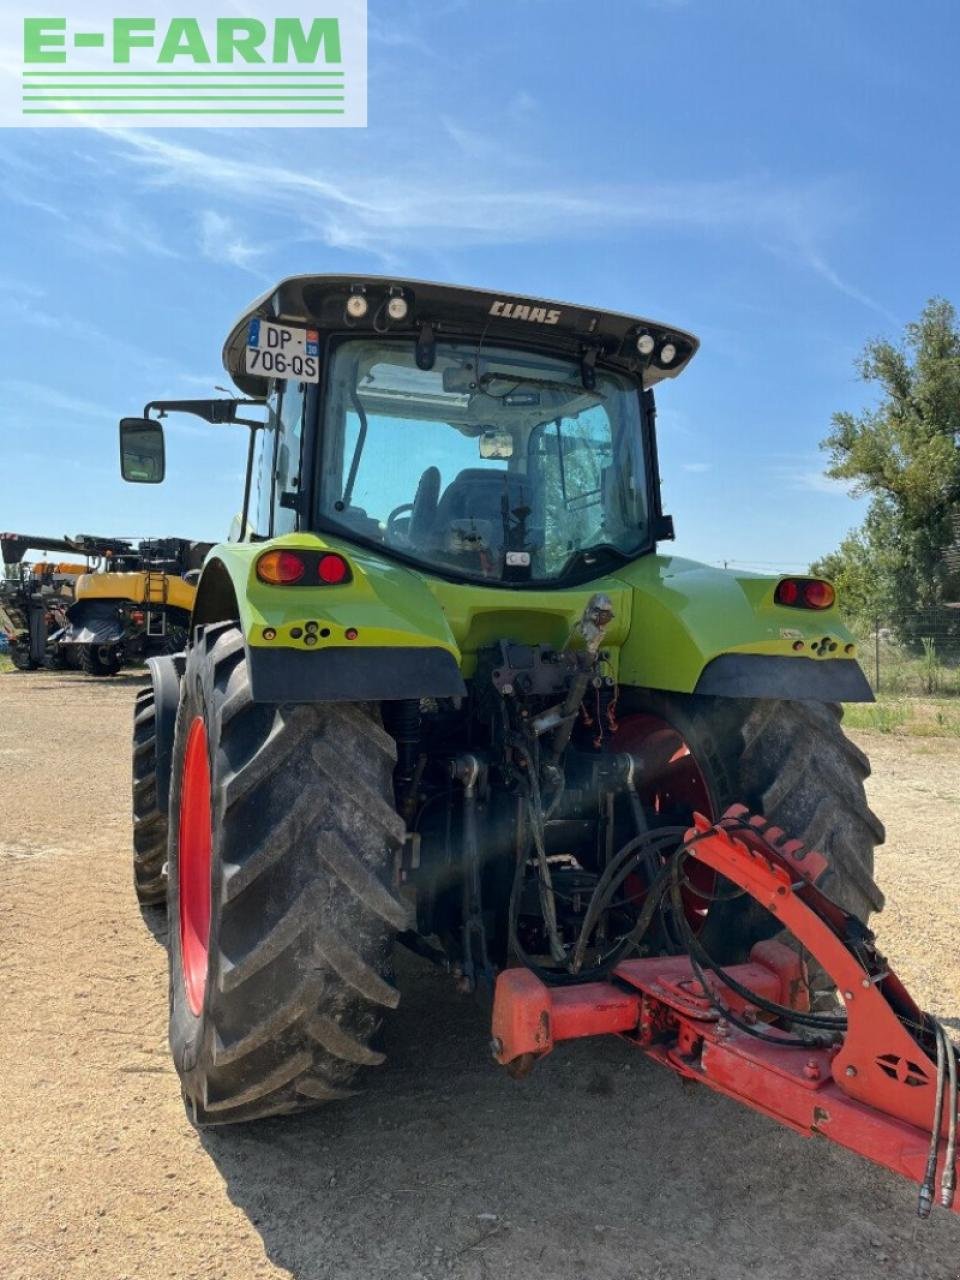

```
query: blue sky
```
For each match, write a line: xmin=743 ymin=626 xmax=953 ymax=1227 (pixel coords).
xmin=1 ymin=0 xmax=958 ymax=572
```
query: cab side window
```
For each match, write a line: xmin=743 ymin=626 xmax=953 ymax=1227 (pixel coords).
xmin=273 ymin=381 xmax=306 ymax=535
xmin=252 ymin=392 xmax=278 ymax=537
xmin=252 ymin=381 xmax=305 ymax=538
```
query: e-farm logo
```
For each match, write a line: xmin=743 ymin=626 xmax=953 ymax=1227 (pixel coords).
xmin=0 ymin=1 xmax=366 ymax=127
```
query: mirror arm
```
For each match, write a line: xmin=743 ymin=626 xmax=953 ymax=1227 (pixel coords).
xmin=142 ymin=397 xmax=266 ymax=427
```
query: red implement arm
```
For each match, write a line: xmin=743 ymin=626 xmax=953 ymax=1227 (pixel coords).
xmin=491 ymin=807 xmax=959 ymax=1216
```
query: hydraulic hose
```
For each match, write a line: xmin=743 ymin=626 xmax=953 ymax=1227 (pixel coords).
xmin=919 ymin=1023 xmax=948 ymax=1218
xmin=938 ymin=1020 xmax=957 ymax=1210
xmin=667 ymin=860 xmax=815 ymax=1049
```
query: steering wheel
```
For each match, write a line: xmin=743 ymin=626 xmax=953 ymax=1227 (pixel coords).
xmin=386 ymin=503 xmax=414 ymax=538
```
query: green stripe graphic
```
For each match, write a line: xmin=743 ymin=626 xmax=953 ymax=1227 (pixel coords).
xmin=22 ymin=70 xmax=345 ymax=77
xmin=23 ymin=95 xmax=345 ymax=101
xmin=23 ymin=108 xmax=346 ymax=115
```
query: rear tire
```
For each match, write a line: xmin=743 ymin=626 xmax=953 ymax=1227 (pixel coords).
xmin=10 ymin=643 xmax=36 ymax=671
xmin=160 ymin=627 xmax=188 ymax=656
xmin=79 ymin=644 xmax=122 ymax=677
xmin=614 ymin=692 xmax=884 ymax=984
xmin=167 ymin=623 xmax=410 ymax=1125
xmin=132 ymin=685 xmax=168 ymax=906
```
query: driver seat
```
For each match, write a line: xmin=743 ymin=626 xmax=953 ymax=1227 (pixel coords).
xmin=431 ymin=469 xmax=531 ymax=553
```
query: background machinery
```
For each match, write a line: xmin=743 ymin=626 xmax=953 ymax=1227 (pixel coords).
xmin=59 ymin=535 xmax=211 ymax=675
xmin=1 ymin=532 xmax=92 ymax=670
xmin=118 ymin=276 xmax=957 ymax=1216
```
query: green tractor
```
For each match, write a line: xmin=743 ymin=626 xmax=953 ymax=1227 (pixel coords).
xmin=121 ymin=276 xmax=882 ymax=1126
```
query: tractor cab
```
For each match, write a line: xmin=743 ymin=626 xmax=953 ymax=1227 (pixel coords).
xmin=121 ymin=276 xmax=697 ymax=588
xmin=313 ymin=335 xmax=652 ymax=586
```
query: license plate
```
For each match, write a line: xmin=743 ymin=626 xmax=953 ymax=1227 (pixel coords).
xmin=245 ymin=319 xmax=320 ymax=383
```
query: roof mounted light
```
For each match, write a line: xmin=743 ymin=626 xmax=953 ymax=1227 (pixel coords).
xmin=345 ymin=291 xmax=368 ymax=320
xmin=636 ymin=332 xmax=656 ymax=356
xmin=387 ymin=294 xmax=409 ymax=322
xmin=660 ymin=342 xmax=677 ymax=365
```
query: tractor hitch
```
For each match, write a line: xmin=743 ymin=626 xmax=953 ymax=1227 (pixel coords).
xmin=491 ymin=807 xmax=959 ymax=1217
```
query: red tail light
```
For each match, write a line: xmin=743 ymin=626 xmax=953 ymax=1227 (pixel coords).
xmin=775 ymin=578 xmax=836 ymax=610
xmin=802 ymin=580 xmax=835 ymax=609
xmin=255 ymin=549 xmax=352 ymax=586
xmin=318 ymin=554 xmax=349 ymax=584
xmin=131 ymin=609 xmax=145 ymax=625
xmin=256 ymin=550 xmax=306 ymax=584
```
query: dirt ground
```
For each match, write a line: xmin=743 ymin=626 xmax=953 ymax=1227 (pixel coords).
xmin=1 ymin=670 xmax=958 ymax=1280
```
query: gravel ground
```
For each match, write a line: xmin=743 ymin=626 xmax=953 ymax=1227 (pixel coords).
xmin=1 ymin=668 xmax=958 ymax=1280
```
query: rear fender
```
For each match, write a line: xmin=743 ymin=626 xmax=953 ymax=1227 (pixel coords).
xmin=63 ymin=599 xmax=123 ymax=647
xmin=616 ymin=556 xmax=874 ymax=703
xmin=191 ymin=537 xmax=466 ymax=704
xmin=146 ymin=653 xmax=185 ymax=813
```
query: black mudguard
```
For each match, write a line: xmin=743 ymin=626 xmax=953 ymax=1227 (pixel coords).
xmin=146 ymin=653 xmax=185 ymax=813
xmin=693 ymin=654 xmax=875 ymax=703
xmin=246 ymin=644 xmax=466 ymax=704
xmin=63 ymin=600 xmax=123 ymax=647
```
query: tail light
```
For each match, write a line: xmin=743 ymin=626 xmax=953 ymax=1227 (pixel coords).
xmin=131 ymin=609 xmax=145 ymax=625
xmin=257 ymin=550 xmax=306 ymax=584
xmin=318 ymin=554 xmax=349 ymax=584
xmin=256 ymin=549 xmax=352 ymax=586
xmin=775 ymin=578 xmax=836 ymax=610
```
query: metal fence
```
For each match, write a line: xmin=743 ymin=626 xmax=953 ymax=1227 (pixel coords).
xmin=853 ymin=606 xmax=960 ymax=696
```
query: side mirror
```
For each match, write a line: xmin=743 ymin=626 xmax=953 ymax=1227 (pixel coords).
xmin=119 ymin=417 xmax=165 ymax=484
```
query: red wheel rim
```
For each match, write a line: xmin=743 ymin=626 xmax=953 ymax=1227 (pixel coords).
xmin=610 ymin=713 xmax=717 ymax=929
xmin=178 ymin=715 xmax=212 ymax=1016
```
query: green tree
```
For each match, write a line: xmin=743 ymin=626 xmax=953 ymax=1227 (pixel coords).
xmin=814 ymin=298 xmax=960 ymax=623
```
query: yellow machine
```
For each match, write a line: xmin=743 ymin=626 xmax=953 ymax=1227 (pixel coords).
xmin=74 ymin=569 xmax=197 ymax=614
xmin=60 ymin=536 xmax=211 ymax=675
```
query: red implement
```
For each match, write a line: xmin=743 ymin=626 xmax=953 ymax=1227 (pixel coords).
xmin=491 ymin=807 xmax=959 ymax=1216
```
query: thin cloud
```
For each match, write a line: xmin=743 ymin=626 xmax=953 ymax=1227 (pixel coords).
xmin=199 ymin=210 xmax=263 ymax=271
xmin=0 ymin=277 xmax=62 ymax=330
xmin=781 ymin=235 xmax=898 ymax=323
xmin=681 ymin=462 xmax=713 ymax=473
xmin=5 ymin=121 xmax=889 ymax=315
xmin=764 ymin=458 xmax=857 ymax=496
xmin=63 ymin=203 xmax=180 ymax=261
xmin=368 ymin=0 xmax=469 ymax=56
xmin=0 ymin=379 xmax=114 ymax=420
xmin=510 ymin=91 xmax=540 ymax=118
xmin=368 ymin=14 xmax=437 ymax=58
xmin=441 ymin=117 xmax=510 ymax=162
xmin=4 ymin=178 xmax=69 ymax=223
xmin=104 ymin=130 xmax=878 ymax=300
xmin=790 ymin=470 xmax=856 ymax=496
